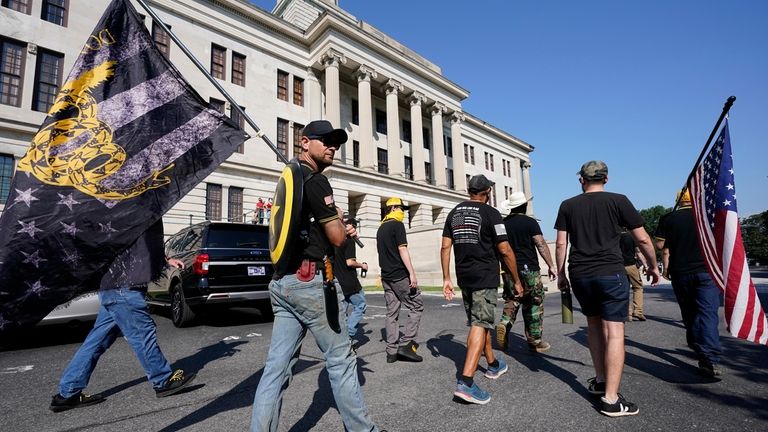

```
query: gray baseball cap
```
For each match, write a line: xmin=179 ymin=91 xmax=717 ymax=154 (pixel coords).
xmin=578 ymin=160 xmax=608 ymax=180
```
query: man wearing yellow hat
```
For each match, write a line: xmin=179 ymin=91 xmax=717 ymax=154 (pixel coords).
xmin=376 ymin=197 xmax=424 ymax=363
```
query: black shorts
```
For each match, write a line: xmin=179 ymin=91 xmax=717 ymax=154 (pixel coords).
xmin=570 ymin=273 xmax=629 ymax=322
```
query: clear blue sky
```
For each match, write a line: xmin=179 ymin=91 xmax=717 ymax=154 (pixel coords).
xmin=251 ymin=0 xmax=768 ymax=239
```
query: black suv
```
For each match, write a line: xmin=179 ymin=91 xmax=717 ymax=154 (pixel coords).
xmin=147 ymin=221 xmax=274 ymax=327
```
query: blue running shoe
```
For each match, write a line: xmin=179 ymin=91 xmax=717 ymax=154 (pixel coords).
xmin=454 ymin=381 xmax=491 ymax=405
xmin=484 ymin=359 xmax=508 ymax=379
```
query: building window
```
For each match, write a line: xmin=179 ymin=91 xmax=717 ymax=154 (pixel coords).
xmin=277 ymin=70 xmax=288 ymax=101
xmin=470 ymin=146 xmax=475 ymax=165
xmin=485 ymin=152 xmax=495 ymax=171
xmin=404 ymin=156 xmax=413 ymax=180
xmin=402 ymin=120 xmax=411 ymax=143
xmin=502 ymin=158 xmax=507 ymax=176
xmin=351 ymin=99 xmax=359 ymax=125
xmin=466 ymin=174 xmax=471 ymax=189
xmin=0 ymin=38 xmax=24 ymax=107
xmin=276 ymin=118 xmax=288 ymax=161
xmin=209 ymin=97 xmax=224 ymax=113
xmin=2 ymin=0 xmax=31 ymax=14
xmin=444 ymin=136 xmax=453 ymax=157
xmin=152 ymin=21 xmax=170 ymax=58
xmin=293 ymin=77 xmax=303 ymax=107
xmin=352 ymin=140 xmax=359 ymax=167
xmin=464 ymin=144 xmax=469 ymax=163
xmin=490 ymin=189 xmax=497 ymax=207
xmin=228 ymin=186 xmax=243 ymax=222
xmin=0 ymin=154 xmax=13 ymax=202
xmin=375 ymin=109 xmax=387 ymax=134
xmin=424 ymin=162 xmax=432 ymax=184
xmin=506 ymin=160 xmax=512 ymax=177
xmin=484 ymin=152 xmax=489 ymax=170
xmin=41 ymin=0 xmax=67 ymax=26
xmin=231 ymin=52 xmax=245 ymax=86
xmin=230 ymin=105 xmax=245 ymax=153
xmin=32 ymin=49 xmax=63 ymax=113
xmin=205 ymin=183 xmax=222 ymax=221
xmin=447 ymin=168 xmax=454 ymax=190
xmin=292 ymin=122 xmax=304 ymax=158
xmin=489 ymin=154 xmax=495 ymax=171
xmin=211 ymin=44 xmax=226 ymax=80
xmin=422 ymin=128 xmax=430 ymax=149
xmin=377 ymin=148 xmax=388 ymax=174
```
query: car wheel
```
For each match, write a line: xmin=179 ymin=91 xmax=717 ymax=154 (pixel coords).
xmin=171 ymin=283 xmax=196 ymax=328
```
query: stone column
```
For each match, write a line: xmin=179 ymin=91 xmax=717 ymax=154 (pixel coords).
xmin=356 ymin=65 xmax=377 ymax=170
xmin=356 ymin=193 xmax=382 ymax=241
xmin=320 ymin=49 xmax=345 ymax=128
xmin=433 ymin=205 xmax=449 ymax=227
xmin=410 ymin=202 xmax=432 ymax=228
xmin=221 ymin=186 xmax=229 ymax=222
xmin=430 ymin=102 xmax=448 ymax=187
xmin=450 ymin=111 xmax=466 ymax=192
xmin=306 ymin=67 xmax=322 ymax=120
xmin=408 ymin=92 xmax=427 ymax=182
xmin=384 ymin=79 xmax=404 ymax=177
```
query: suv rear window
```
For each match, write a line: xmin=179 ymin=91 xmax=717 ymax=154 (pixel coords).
xmin=207 ymin=225 xmax=269 ymax=249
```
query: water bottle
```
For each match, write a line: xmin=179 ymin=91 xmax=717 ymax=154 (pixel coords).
xmin=561 ymin=289 xmax=573 ymax=324
xmin=360 ymin=263 xmax=367 ymax=278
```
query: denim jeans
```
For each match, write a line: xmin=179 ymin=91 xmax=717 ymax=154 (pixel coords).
xmin=671 ymin=272 xmax=722 ymax=364
xmin=58 ymin=288 xmax=172 ymax=397
xmin=343 ymin=289 xmax=367 ymax=338
xmin=250 ymin=273 xmax=377 ymax=432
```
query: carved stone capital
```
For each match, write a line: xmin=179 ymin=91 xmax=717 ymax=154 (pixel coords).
xmin=408 ymin=91 xmax=426 ymax=107
xmin=429 ymin=101 xmax=448 ymax=117
xmin=384 ymin=78 xmax=403 ymax=96
xmin=522 ymin=161 xmax=532 ymax=169
xmin=450 ymin=111 xmax=465 ymax=124
xmin=321 ymin=48 xmax=346 ymax=69
xmin=355 ymin=64 xmax=377 ymax=83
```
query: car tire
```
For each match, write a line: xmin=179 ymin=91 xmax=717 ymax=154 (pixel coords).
xmin=171 ymin=283 xmax=196 ymax=328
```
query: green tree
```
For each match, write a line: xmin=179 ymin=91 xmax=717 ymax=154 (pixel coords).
xmin=639 ymin=205 xmax=672 ymax=239
xmin=741 ymin=210 xmax=768 ymax=265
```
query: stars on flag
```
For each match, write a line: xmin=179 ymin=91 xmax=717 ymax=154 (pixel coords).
xmin=60 ymin=221 xmax=80 ymax=237
xmin=12 ymin=188 xmax=39 ymax=208
xmin=20 ymin=250 xmax=47 ymax=268
xmin=17 ymin=220 xmax=43 ymax=239
xmin=57 ymin=193 xmax=81 ymax=211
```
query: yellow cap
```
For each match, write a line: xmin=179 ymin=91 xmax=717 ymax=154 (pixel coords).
xmin=677 ymin=188 xmax=691 ymax=204
xmin=385 ymin=197 xmax=407 ymax=208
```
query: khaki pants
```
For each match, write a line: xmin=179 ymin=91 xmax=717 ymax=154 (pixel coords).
xmin=625 ymin=265 xmax=643 ymax=316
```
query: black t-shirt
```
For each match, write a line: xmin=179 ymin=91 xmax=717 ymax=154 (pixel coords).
xmin=503 ymin=214 xmax=542 ymax=272
xmin=442 ymin=201 xmax=508 ymax=290
xmin=655 ymin=208 xmax=707 ymax=276
xmin=376 ymin=219 xmax=409 ymax=281
xmin=282 ymin=162 xmax=340 ymax=275
xmin=334 ymin=239 xmax=362 ymax=295
xmin=619 ymin=232 xmax=637 ymax=266
xmin=554 ymin=191 xmax=644 ymax=278
xmin=100 ymin=220 xmax=165 ymax=291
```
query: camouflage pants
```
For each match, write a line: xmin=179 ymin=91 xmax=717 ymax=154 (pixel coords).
xmin=501 ymin=269 xmax=545 ymax=345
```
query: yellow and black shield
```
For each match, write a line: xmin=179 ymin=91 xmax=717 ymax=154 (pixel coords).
xmin=269 ymin=160 xmax=305 ymax=275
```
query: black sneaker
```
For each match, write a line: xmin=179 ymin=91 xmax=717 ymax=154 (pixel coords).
xmin=386 ymin=353 xmax=398 ymax=363
xmin=49 ymin=392 xmax=105 ymax=412
xmin=698 ymin=360 xmax=722 ymax=378
xmin=155 ymin=369 xmax=196 ymax=398
xmin=397 ymin=341 xmax=423 ymax=362
xmin=600 ymin=393 xmax=639 ymax=417
xmin=587 ymin=377 xmax=606 ymax=395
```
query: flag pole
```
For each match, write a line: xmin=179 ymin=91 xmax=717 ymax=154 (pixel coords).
xmin=134 ymin=0 xmax=289 ymax=164
xmin=672 ymin=96 xmax=736 ymax=212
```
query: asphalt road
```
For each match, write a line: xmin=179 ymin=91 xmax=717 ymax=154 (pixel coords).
xmin=1 ymin=281 xmax=767 ymax=432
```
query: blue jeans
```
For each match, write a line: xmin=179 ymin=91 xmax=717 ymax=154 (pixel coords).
xmin=250 ymin=274 xmax=377 ymax=432
xmin=671 ymin=272 xmax=722 ymax=364
xmin=58 ymin=289 xmax=172 ymax=397
xmin=343 ymin=289 xmax=367 ymax=338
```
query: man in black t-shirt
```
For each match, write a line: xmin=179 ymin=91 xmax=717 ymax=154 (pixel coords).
xmin=51 ymin=221 xmax=195 ymax=412
xmin=554 ymin=160 xmax=659 ymax=417
xmin=334 ymin=222 xmax=368 ymax=344
xmin=376 ymin=196 xmax=424 ymax=363
xmin=619 ymin=231 xmax=648 ymax=321
xmin=251 ymin=120 xmax=379 ymax=432
xmin=496 ymin=191 xmax=557 ymax=353
xmin=655 ymin=189 xmax=722 ymax=378
xmin=441 ymin=175 xmax=522 ymax=405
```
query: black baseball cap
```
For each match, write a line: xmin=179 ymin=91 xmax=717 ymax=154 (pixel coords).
xmin=467 ymin=174 xmax=495 ymax=194
xmin=301 ymin=120 xmax=348 ymax=146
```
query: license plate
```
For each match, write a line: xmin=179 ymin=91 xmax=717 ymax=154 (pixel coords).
xmin=248 ymin=266 xmax=265 ymax=276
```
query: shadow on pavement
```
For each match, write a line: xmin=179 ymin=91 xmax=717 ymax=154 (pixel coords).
xmin=426 ymin=331 xmax=469 ymax=380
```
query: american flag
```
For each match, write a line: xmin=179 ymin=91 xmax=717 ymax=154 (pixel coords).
xmin=688 ymin=119 xmax=768 ymax=344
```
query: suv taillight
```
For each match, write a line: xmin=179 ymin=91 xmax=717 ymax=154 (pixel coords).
xmin=193 ymin=253 xmax=209 ymax=275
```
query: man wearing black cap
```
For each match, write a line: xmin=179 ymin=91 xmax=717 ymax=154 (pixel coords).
xmin=251 ymin=120 xmax=380 ymax=432
xmin=441 ymin=174 xmax=523 ymax=405
xmin=554 ymin=160 xmax=659 ymax=417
